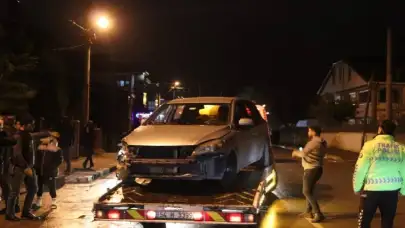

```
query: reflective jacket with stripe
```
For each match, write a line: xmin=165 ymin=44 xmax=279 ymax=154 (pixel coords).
xmin=353 ymin=135 xmax=405 ymax=195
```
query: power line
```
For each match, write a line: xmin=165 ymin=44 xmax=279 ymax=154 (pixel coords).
xmin=52 ymin=44 xmax=86 ymax=51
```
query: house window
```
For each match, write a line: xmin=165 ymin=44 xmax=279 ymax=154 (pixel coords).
xmin=379 ymin=88 xmax=400 ymax=103
xmin=334 ymin=94 xmax=341 ymax=101
xmin=358 ymin=90 xmax=369 ymax=103
xmin=348 ymin=68 xmax=352 ymax=81
xmin=349 ymin=92 xmax=357 ymax=102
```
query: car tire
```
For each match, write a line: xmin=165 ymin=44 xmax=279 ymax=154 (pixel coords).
xmin=219 ymin=153 xmax=238 ymax=190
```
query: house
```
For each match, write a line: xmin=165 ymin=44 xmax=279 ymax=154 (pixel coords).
xmin=317 ymin=57 xmax=405 ymax=121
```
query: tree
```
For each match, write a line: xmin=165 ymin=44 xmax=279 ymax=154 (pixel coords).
xmin=0 ymin=24 xmax=38 ymax=114
xmin=309 ymin=93 xmax=356 ymax=125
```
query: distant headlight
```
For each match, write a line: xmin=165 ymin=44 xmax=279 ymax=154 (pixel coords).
xmin=192 ymin=139 xmax=224 ymax=156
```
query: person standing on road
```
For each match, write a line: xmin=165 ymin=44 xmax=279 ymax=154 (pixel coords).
xmin=33 ymin=133 xmax=63 ymax=210
xmin=292 ymin=125 xmax=327 ymax=223
xmin=6 ymin=116 xmax=39 ymax=221
xmin=354 ymin=120 xmax=405 ymax=228
xmin=0 ymin=117 xmax=18 ymax=214
xmin=82 ymin=121 xmax=95 ymax=169
xmin=58 ymin=116 xmax=73 ymax=174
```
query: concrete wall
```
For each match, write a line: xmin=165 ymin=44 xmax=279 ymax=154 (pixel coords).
xmin=280 ymin=128 xmax=405 ymax=153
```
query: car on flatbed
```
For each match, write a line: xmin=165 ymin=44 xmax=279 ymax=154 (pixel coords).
xmin=117 ymin=97 xmax=274 ymax=187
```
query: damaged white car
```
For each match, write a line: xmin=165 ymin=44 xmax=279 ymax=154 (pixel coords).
xmin=117 ymin=97 xmax=273 ymax=187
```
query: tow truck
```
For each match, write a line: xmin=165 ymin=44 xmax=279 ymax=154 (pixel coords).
xmin=93 ymin=104 xmax=277 ymax=227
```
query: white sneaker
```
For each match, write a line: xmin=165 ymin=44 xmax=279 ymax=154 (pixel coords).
xmin=34 ymin=197 xmax=42 ymax=207
xmin=51 ymin=198 xmax=57 ymax=209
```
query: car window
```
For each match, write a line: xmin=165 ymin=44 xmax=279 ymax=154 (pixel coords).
xmin=147 ymin=103 xmax=230 ymax=125
xmin=233 ymin=101 xmax=250 ymax=124
xmin=245 ymin=102 xmax=265 ymax=125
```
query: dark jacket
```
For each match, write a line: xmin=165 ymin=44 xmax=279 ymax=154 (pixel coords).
xmin=11 ymin=130 xmax=34 ymax=169
xmin=58 ymin=122 xmax=73 ymax=148
xmin=81 ymin=126 xmax=94 ymax=151
xmin=0 ymin=131 xmax=17 ymax=175
xmin=35 ymin=147 xmax=63 ymax=177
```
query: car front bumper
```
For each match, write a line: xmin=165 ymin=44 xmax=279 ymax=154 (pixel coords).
xmin=127 ymin=154 xmax=227 ymax=180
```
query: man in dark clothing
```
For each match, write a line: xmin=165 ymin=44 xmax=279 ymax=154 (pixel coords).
xmin=6 ymin=117 xmax=39 ymax=221
xmin=0 ymin=117 xmax=18 ymax=214
xmin=82 ymin=121 xmax=95 ymax=169
xmin=58 ymin=117 xmax=73 ymax=174
xmin=292 ymin=125 xmax=327 ymax=223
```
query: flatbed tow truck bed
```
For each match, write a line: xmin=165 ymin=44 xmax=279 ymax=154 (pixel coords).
xmin=93 ymin=165 xmax=277 ymax=226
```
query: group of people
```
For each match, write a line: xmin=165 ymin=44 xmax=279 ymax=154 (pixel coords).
xmin=0 ymin=115 xmax=96 ymax=221
xmin=292 ymin=120 xmax=405 ymax=228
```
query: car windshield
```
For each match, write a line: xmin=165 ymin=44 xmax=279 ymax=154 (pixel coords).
xmin=146 ymin=103 xmax=230 ymax=125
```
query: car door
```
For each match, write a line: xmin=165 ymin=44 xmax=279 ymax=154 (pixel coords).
xmin=245 ymin=101 xmax=269 ymax=162
xmin=232 ymin=100 xmax=257 ymax=168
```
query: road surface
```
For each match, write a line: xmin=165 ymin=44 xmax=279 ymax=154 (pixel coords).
xmin=0 ymin=147 xmax=404 ymax=228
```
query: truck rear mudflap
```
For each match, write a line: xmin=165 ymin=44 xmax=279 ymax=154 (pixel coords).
xmin=93 ymin=165 xmax=277 ymax=225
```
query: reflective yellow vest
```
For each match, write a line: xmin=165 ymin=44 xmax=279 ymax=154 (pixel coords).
xmin=353 ymin=135 xmax=405 ymax=195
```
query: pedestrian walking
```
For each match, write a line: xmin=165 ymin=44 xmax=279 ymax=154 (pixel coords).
xmin=292 ymin=125 xmax=327 ymax=223
xmin=6 ymin=116 xmax=39 ymax=221
xmin=354 ymin=120 xmax=405 ymax=228
xmin=82 ymin=121 xmax=95 ymax=169
xmin=32 ymin=132 xmax=63 ymax=210
xmin=58 ymin=116 xmax=73 ymax=174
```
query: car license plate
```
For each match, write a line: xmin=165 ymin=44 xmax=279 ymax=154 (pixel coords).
xmin=155 ymin=211 xmax=194 ymax=220
xmin=149 ymin=167 xmax=178 ymax=174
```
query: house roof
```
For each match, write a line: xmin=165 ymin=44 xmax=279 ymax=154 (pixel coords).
xmin=317 ymin=56 xmax=405 ymax=95
xmin=343 ymin=56 xmax=405 ymax=82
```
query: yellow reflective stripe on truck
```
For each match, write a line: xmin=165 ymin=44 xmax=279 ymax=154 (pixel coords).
xmin=127 ymin=209 xmax=144 ymax=219
xmin=206 ymin=211 xmax=226 ymax=222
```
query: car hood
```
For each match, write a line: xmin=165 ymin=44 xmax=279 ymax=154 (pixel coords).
xmin=123 ymin=125 xmax=231 ymax=146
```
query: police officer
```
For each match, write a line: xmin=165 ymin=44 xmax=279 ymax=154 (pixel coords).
xmin=354 ymin=120 xmax=405 ymax=228
xmin=6 ymin=116 xmax=39 ymax=221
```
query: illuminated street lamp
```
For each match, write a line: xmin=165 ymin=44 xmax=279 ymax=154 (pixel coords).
xmin=172 ymin=81 xmax=181 ymax=99
xmin=69 ymin=13 xmax=112 ymax=124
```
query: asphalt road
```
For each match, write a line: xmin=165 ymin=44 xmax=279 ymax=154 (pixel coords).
xmin=0 ymin=147 xmax=404 ymax=228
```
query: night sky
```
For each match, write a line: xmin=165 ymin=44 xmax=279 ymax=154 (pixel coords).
xmin=8 ymin=0 xmax=405 ymax=122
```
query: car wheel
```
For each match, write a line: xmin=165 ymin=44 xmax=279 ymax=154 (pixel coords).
xmin=219 ymin=153 xmax=238 ymax=189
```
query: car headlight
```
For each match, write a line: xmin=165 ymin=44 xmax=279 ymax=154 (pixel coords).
xmin=192 ymin=139 xmax=224 ymax=156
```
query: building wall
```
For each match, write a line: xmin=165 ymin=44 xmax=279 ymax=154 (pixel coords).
xmin=320 ymin=61 xmax=368 ymax=95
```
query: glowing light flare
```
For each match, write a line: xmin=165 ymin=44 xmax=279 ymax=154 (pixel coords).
xmin=96 ymin=16 xmax=110 ymax=29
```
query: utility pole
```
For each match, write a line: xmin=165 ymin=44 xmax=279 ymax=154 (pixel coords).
xmin=83 ymin=42 xmax=91 ymax=125
xmin=386 ymin=27 xmax=393 ymax=120
xmin=128 ymin=74 xmax=135 ymax=131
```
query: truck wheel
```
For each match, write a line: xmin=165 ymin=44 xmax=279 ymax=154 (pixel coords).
xmin=220 ymin=153 xmax=237 ymax=189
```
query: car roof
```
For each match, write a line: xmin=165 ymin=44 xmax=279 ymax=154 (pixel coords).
xmin=167 ymin=96 xmax=238 ymax=104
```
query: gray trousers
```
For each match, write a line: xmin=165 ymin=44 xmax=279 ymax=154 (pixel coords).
xmin=6 ymin=167 xmax=37 ymax=216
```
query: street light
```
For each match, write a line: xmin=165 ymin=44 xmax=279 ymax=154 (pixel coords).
xmin=172 ymin=81 xmax=181 ymax=99
xmin=69 ymin=13 xmax=112 ymax=124
xmin=96 ymin=16 xmax=110 ymax=29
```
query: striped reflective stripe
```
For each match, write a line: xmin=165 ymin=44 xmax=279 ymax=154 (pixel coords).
xmin=127 ymin=209 xmax=144 ymax=219
xmin=206 ymin=211 xmax=226 ymax=222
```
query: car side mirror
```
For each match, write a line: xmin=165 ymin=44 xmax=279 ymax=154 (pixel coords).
xmin=238 ymin=118 xmax=254 ymax=127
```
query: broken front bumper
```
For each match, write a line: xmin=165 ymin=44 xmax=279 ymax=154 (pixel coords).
xmin=127 ymin=154 xmax=227 ymax=180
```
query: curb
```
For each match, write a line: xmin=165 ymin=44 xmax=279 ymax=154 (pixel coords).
xmin=65 ymin=166 xmax=117 ymax=184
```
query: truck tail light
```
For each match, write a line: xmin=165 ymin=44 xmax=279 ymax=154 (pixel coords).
xmin=146 ymin=210 xmax=156 ymax=219
xmin=192 ymin=212 xmax=204 ymax=221
xmin=107 ymin=210 xmax=120 ymax=219
xmin=227 ymin=213 xmax=242 ymax=222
